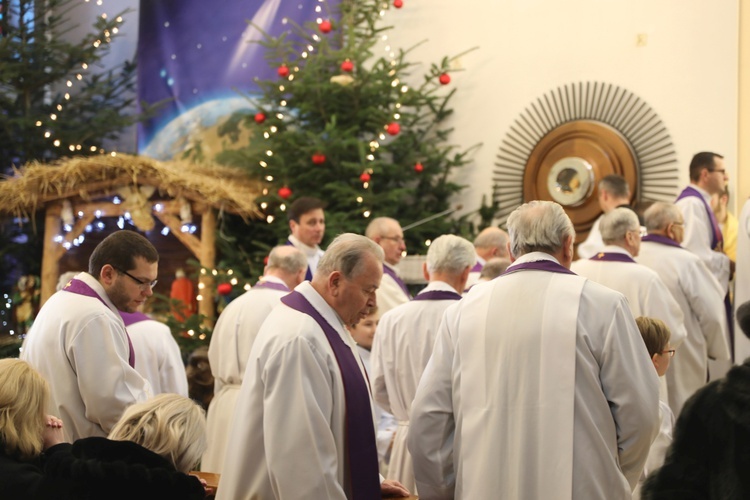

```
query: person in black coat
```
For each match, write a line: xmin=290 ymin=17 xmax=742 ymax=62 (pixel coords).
xmin=643 ymin=300 xmax=750 ymax=499
xmin=1 ymin=360 xmax=207 ymax=499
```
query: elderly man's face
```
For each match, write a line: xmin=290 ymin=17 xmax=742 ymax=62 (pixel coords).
xmin=335 ymin=253 xmax=382 ymax=326
xmin=376 ymin=222 xmax=406 ymax=265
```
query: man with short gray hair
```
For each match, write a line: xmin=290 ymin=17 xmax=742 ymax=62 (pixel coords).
xmin=218 ymin=234 xmax=409 ymax=500
xmin=465 ymin=226 xmax=509 ymax=289
xmin=636 ymin=202 xmax=729 ymax=415
xmin=409 ymin=201 xmax=659 ymax=500
xmin=371 ymin=234 xmax=475 ymax=492
xmin=572 ymin=208 xmax=687 ymax=359
xmin=578 ymin=174 xmax=634 ymax=258
xmin=203 ymin=245 xmax=308 ymax=473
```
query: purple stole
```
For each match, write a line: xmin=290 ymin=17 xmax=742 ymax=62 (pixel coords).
xmin=253 ymin=280 xmax=290 ymax=292
xmin=470 ymin=261 xmax=483 ymax=273
xmin=63 ymin=279 xmax=136 ymax=368
xmin=641 ymin=234 xmax=683 ymax=249
xmin=413 ymin=290 xmax=462 ymax=301
xmin=676 ymin=186 xmax=724 ymax=251
xmin=589 ymin=252 xmax=636 ymax=263
xmin=286 ymin=240 xmax=314 ymax=281
xmin=503 ymin=259 xmax=576 ymax=276
xmin=120 ymin=311 xmax=150 ymax=326
xmin=280 ymin=291 xmax=381 ymax=500
xmin=383 ymin=265 xmax=411 ymax=299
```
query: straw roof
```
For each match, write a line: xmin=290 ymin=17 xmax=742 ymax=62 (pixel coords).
xmin=0 ymin=154 xmax=263 ymax=220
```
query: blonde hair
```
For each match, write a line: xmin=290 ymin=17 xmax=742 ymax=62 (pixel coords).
xmin=108 ymin=394 xmax=207 ymax=473
xmin=0 ymin=359 xmax=48 ymax=460
xmin=635 ymin=316 xmax=671 ymax=357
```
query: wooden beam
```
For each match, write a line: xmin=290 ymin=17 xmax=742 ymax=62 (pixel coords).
xmin=199 ymin=208 xmax=217 ymax=326
xmin=40 ymin=205 xmax=62 ymax=306
xmin=153 ymin=212 xmax=202 ymax=259
xmin=53 ymin=212 xmax=97 ymax=262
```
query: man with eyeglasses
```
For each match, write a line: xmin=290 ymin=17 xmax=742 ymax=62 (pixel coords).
xmin=636 ymin=202 xmax=729 ymax=416
xmin=21 ymin=230 xmax=156 ymax=440
xmin=675 ymin=152 xmax=732 ymax=290
xmin=365 ymin=217 xmax=410 ymax=315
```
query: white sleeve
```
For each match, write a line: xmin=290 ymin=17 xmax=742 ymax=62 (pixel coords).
xmin=683 ymin=260 xmax=730 ymax=360
xmin=262 ymin=336 xmax=348 ymax=500
xmin=69 ymin=315 xmax=150 ymax=433
xmin=408 ymin=311 xmax=456 ymax=500
xmin=677 ymin=197 xmax=730 ymax=290
xmin=370 ymin=318 xmax=392 ymax=413
xmin=159 ymin=330 xmax=189 ymax=396
xmin=577 ymin=216 xmax=604 ymax=259
xmin=643 ymin=274 xmax=688 ymax=349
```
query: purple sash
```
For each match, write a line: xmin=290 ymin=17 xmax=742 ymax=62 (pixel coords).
xmin=413 ymin=290 xmax=462 ymax=301
xmin=253 ymin=280 xmax=290 ymax=292
xmin=470 ymin=261 xmax=483 ymax=273
xmin=63 ymin=278 xmax=135 ymax=368
xmin=676 ymin=186 xmax=723 ymax=250
xmin=641 ymin=234 xmax=683 ymax=249
xmin=503 ymin=259 xmax=576 ymax=276
xmin=589 ymin=252 xmax=636 ymax=263
xmin=120 ymin=311 xmax=150 ymax=326
xmin=383 ymin=265 xmax=411 ymax=299
xmin=280 ymin=291 xmax=381 ymax=500
xmin=286 ymin=240 xmax=313 ymax=281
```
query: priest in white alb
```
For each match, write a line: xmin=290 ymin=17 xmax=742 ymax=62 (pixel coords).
xmin=202 ymin=245 xmax=307 ymax=473
xmin=408 ymin=201 xmax=659 ymax=500
xmin=636 ymin=202 xmax=730 ymax=415
xmin=366 ymin=217 xmax=411 ymax=314
xmin=371 ymin=234 xmax=475 ymax=492
xmin=217 ymin=234 xmax=408 ymax=500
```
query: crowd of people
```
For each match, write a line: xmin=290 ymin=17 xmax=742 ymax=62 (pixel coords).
xmin=1 ymin=151 xmax=749 ymax=499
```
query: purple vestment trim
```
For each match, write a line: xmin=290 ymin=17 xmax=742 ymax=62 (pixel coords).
xmin=413 ymin=290 xmax=462 ymax=302
xmin=253 ymin=280 xmax=290 ymax=292
xmin=470 ymin=261 xmax=483 ymax=273
xmin=676 ymin=186 xmax=723 ymax=250
xmin=589 ymin=252 xmax=636 ymax=263
xmin=382 ymin=264 xmax=411 ymax=298
xmin=503 ymin=259 xmax=576 ymax=276
xmin=119 ymin=311 xmax=150 ymax=327
xmin=63 ymin=279 xmax=135 ymax=368
xmin=641 ymin=234 xmax=683 ymax=249
xmin=280 ymin=291 xmax=381 ymax=500
xmin=286 ymin=239 xmax=313 ymax=281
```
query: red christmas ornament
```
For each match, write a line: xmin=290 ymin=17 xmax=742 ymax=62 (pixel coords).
xmin=319 ymin=20 xmax=332 ymax=33
xmin=359 ymin=172 xmax=371 ymax=182
xmin=386 ymin=122 xmax=401 ymax=136
xmin=278 ymin=186 xmax=292 ymax=199
xmin=311 ymin=153 xmax=326 ymax=165
xmin=217 ymin=282 xmax=233 ymax=296
xmin=254 ymin=112 xmax=266 ymax=124
xmin=414 ymin=162 xmax=424 ymax=173
xmin=393 ymin=0 xmax=404 ymax=8
xmin=341 ymin=59 xmax=354 ymax=72
xmin=277 ymin=65 xmax=290 ymax=78
xmin=439 ymin=73 xmax=451 ymax=85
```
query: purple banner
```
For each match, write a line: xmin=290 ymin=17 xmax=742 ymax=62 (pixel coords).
xmin=137 ymin=0 xmax=335 ymax=158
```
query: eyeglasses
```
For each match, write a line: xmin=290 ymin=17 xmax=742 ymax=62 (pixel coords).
xmin=116 ymin=268 xmax=158 ymax=289
xmin=661 ymin=349 xmax=676 ymax=357
xmin=710 ymin=169 xmax=726 ymax=175
xmin=381 ymin=235 xmax=405 ymax=244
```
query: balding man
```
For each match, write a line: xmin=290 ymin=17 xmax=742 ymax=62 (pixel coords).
xmin=366 ymin=217 xmax=410 ymax=314
xmin=408 ymin=201 xmax=659 ymax=500
xmin=635 ymin=202 xmax=730 ymax=416
xmin=465 ymin=226 xmax=509 ymax=290
xmin=203 ymin=245 xmax=308 ymax=473
xmin=218 ymin=234 xmax=408 ymax=500
xmin=572 ymin=208 xmax=687 ymax=355
xmin=578 ymin=174 xmax=634 ymax=259
xmin=371 ymin=234 xmax=475 ymax=492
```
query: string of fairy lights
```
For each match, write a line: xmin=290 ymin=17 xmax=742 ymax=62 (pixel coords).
xmin=36 ymin=0 xmax=122 ymax=156
xmin=255 ymin=0 xmax=415 ymax=225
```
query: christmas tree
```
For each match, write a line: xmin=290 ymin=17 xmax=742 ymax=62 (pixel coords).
xmin=213 ymin=0 xmax=490 ymax=275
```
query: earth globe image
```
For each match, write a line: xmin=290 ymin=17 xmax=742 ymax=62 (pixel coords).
xmin=142 ymin=96 xmax=259 ymax=161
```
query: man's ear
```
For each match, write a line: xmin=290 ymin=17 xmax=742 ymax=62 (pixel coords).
xmin=100 ymin=264 xmax=117 ymax=285
xmin=328 ymin=270 xmax=343 ymax=296
xmin=422 ymin=262 xmax=430 ymax=282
